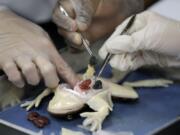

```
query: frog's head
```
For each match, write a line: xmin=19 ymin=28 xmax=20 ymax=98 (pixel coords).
xmin=47 ymin=78 xmax=102 ymax=117
xmin=47 ymin=84 xmax=85 ymax=116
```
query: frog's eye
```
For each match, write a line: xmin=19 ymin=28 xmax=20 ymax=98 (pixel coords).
xmin=93 ymin=80 xmax=103 ymax=90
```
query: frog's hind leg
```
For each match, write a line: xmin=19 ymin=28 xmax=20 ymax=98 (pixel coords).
xmin=123 ymin=79 xmax=173 ymax=88
xmin=100 ymin=78 xmax=139 ymax=100
xmin=80 ymin=91 xmax=113 ymax=132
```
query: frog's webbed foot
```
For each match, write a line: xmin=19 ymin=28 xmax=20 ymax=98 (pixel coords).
xmin=123 ymin=79 xmax=173 ymax=88
xmin=80 ymin=110 xmax=107 ymax=132
xmin=21 ymin=88 xmax=52 ymax=111
xmin=80 ymin=91 xmax=113 ymax=132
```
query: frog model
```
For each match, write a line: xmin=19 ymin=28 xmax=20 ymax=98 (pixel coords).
xmin=21 ymin=74 xmax=172 ymax=132
xmin=21 ymin=59 xmax=173 ymax=132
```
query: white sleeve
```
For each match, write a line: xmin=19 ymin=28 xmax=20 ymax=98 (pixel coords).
xmin=0 ymin=0 xmax=57 ymax=23
xmin=0 ymin=5 xmax=8 ymax=11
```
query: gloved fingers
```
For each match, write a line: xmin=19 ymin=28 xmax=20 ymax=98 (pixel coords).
xmin=15 ymin=56 xmax=40 ymax=86
xmin=99 ymin=29 xmax=145 ymax=57
xmin=49 ymin=49 xmax=80 ymax=87
xmin=99 ymin=13 xmax=148 ymax=58
xmin=98 ymin=44 xmax=108 ymax=60
xmin=99 ymin=35 xmax=134 ymax=59
xmin=109 ymin=55 xmax=131 ymax=71
xmin=57 ymin=28 xmax=82 ymax=46
xmin=70 ymin=0 xmax=94 ymax=31
xmin=107 ymin=35 xmax=134 ymax=54
xmin=1 ymin=61 xmax=25 ymax=88
xmin=109 ymin=53 xmax=145 ymax=71
xmin=109 ymin=13 xmax=147 ymax=40
xmin=127 ymin=12 xmax=148 ymax=34
xmin=34 ymin=56 xmax=59 ymax=88
xmin=108 ymin=51 xmax=180 ymax=72
xmin=101 ymin=12 xmax=162 ymax=56
xmin=53 ymin=1 xmax=77 ymax=32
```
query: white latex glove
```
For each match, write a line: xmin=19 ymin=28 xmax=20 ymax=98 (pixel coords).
xmin=53 ymin=0 xmax=101 ymax=45
xmin=0 ymin=8 xmax=79 ymax=88
xmin=99 ymin=11 xmax=180 ymax=71
xmin=53 ymin=0 xmax=143 ymax=48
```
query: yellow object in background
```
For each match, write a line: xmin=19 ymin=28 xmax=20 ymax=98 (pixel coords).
xmin=83 ymin=65 xmax=95 ymax=80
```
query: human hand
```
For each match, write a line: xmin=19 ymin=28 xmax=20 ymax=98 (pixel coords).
xmin=53 ymin=0 xmax=144 ymax=49
xmin=0 ymin=9 xmax=79 ymax=88
xmin=99 ymin=11 xmax=180 ymax=71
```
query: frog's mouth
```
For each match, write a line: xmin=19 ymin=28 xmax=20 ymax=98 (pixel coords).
xmin=47 ymin=79 xmax=103 ymax=116
xmin=47 ymin=85 xmax=85 ymax=116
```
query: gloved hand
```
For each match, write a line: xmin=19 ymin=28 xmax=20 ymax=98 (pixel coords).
xmin=0 ymin=8 xmax=79 ymax=88
xmin=53 ymin=0 xmax=100 ymax=46
xmin=52 ymin=0 xmax=143 ymax=49
xmin=99 ymin=11 xmax=180 ymax=71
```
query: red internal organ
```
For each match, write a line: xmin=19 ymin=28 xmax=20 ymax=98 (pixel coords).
xmin=79 ymin=79 xmax=91 ymax=90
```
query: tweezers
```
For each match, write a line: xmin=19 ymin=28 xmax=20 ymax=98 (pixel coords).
xmin=96 ymin=15 xmax=136 ymax=79
xmin=59 ymin=6 xmax=94 ymax=57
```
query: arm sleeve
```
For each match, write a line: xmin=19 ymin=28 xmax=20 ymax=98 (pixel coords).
xmin=0 ymin=5 xmax=8 ymax=11
xmin=0 ymin=0 xmax=57 ymax=23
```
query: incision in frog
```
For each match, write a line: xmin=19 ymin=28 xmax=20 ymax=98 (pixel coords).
xmin=21 ymin=63 xmax=173 ymax=132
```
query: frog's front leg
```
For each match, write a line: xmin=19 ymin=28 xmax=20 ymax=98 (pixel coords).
xmin=21 ymin=88 xmax=52 ymax=111
xmin=80 ymin=91 xmax=113 ymax=132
